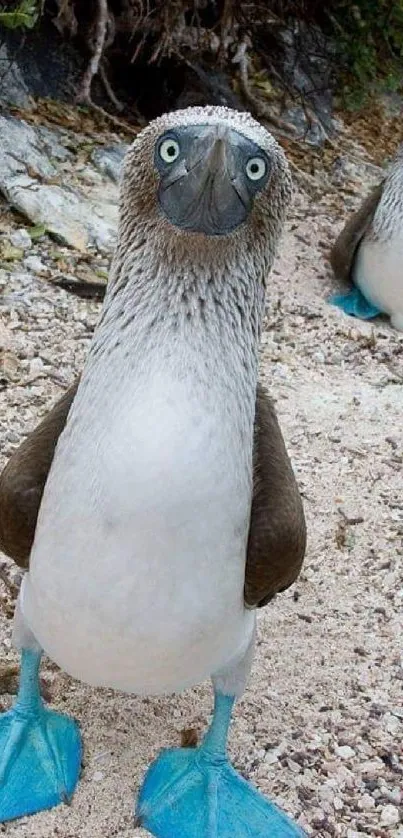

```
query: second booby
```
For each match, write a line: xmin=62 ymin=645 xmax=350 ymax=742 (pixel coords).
xmin=330 ymin=145 xmax=403 ymax=330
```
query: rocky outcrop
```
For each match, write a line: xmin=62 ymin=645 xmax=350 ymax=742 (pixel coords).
xmin=0 ymin=115 xmax=123 ymax=253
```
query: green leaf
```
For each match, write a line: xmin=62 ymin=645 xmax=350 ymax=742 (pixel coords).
xmin=28 ymin=223 xmax=47 ymax=240
xmin=0 ymin=1 xmax=39 ymax=30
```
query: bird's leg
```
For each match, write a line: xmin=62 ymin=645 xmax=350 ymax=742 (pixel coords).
xmin=135 ymin=630 xmax=304 ymax=838
xmin=199 ymin=690 xmax=234 ymax=757
xmin=0 ymin=597 xmax=82 ymax=822
xmin=329 ymin=287 xmax=382 ymax=320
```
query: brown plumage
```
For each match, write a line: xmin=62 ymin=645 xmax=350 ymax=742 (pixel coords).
xmin=330 ymin=182 xmax=384 ymax=285
xmin=0 ymin=379 xmax=305 ymax=606
xmin=0 ymin=381 xmax=79 ymax=567
xmin=245 ymin=383 xmax=306 ymax=608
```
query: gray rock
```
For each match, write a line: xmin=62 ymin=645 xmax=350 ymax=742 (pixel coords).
xmin=35 ymin=126 xmax=75 ymax=163
xmin=91 ymin=145 xmax=129 ymax=183
xmin=0 ymin=44 xmax=33 ymax=109
xmin=380 ymin=804 xmax=399 ymax=826
xmin=23 ymin=255 xmax=48 ymax=274
xmin=9 ymin=229 xmax=32 ymax=251
xmin=331 ymin=154 xmax=383 ymax=188
xmin=281 ymin=106 xmax=329 ymax=147
xmin=0 ymin=19 xmax=84 ymax=106
xmin=0 ymin=115 xmax=57 ymax=178
xmin=28 ymin=357 xmax=44 ymax=378
xmin=0 ymin=115 xmax=118 ymax=253
xmin=358 ymin=793 xmax=375 ymax=810
xmin=279 ymin=22 xmax=335 ymax=138
xmin=335 ymin=745 xmax=356 ymax=759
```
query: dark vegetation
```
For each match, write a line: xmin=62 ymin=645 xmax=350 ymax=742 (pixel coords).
xmin=1 ymin=1 xmax=403 ymax=127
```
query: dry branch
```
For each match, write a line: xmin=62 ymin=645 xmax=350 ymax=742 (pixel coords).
xmin=99 ymin=62 xmax=124 ymax=111
xmin=76 ymin=0 xmax=109 ymax=106
xmin=232 ymin=38 xmax=297 ymax=135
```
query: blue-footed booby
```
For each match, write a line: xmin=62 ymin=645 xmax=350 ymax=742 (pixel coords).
xmin=0 ymin=105 xmax=306 ymax=837
xmin=330 ymin=145 xmax=403 ymax=330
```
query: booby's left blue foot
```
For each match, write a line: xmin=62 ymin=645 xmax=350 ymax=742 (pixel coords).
xmin=330 ymin=288 xmax=381 ymax=320
xmin=0 ymin=649 xmax=82 ymax=823
xmin=136 ymin=692 xmax=304 ymax=837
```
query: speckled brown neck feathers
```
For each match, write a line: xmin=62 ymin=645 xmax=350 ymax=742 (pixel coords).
xmin=84 ymin=107 xmax=291 ymax=399
xmin=89 ymin=233 xmax=266 ymax=398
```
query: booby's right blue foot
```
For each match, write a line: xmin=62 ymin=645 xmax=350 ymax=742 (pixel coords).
xmin=0 ymin=650 xmax=82 ymax=822
xmin=135 ymin=693 xmax=304 ymax=837
xmin=330 ymin=288 xmax=382 ymax=320
xmin=136 ymin=745 xmax=304 ymax=837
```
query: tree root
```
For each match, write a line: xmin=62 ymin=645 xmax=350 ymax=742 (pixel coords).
xmin=73 ymin=0 xmax=143 ymax=133
xmin=76 ymin=0 xmax=109 ymax=106
xmin=233 ymin=39 xmax=297 ymax=135
xmin=99 ymin=61 xmax=124 ymax=112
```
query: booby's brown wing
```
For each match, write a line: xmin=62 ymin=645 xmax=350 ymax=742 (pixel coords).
xmin=330 ymin=181 xmax=384 ymax=285
xmin=244 ymin=384 xmax=306 ymax=609
xmin=0 ymin=379 xmax=79 ymax=568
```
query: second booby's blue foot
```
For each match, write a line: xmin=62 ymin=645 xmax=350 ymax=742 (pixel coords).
xmin=0 ymin=649 xmax=82 ymax=822
xmin=135 ymin=693 xmax=304 ymax=837
xmin=330 ymin=288 xmax=382 ymax=320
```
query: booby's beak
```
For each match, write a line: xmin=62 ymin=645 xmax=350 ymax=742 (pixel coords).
xmin=154 ymin=124 xmax=271 ymax=236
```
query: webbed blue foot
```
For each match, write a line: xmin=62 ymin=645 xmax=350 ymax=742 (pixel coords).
xmin=0 ymin=649 xmax=82 ymax=822
xmin=330 ymin=287 xmax=382 ymax=320
xmin=136 ymin=693 xmax=304 ymax=837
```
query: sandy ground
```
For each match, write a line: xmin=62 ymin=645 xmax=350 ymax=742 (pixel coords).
xmin=0 ymin=128 xmax=402 ymax=838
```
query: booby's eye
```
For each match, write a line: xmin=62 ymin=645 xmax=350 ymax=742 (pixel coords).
xmin=159 ymin=138 xmax=180 ymax=164
xmin=245 ymin=157 xmax=266 ymax=181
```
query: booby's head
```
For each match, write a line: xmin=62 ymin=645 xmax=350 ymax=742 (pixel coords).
xmin=119 ymin=106 xmax=292 ymax=264
xmin=154 ymin=122 xmax=271 ymax=236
